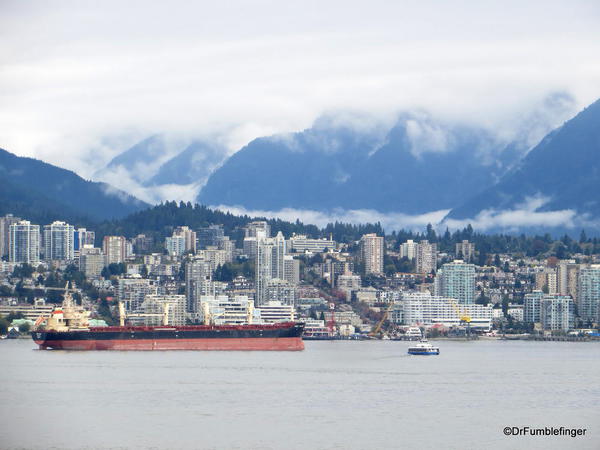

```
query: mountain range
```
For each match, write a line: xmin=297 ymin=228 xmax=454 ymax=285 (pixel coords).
xmin=0 ymin=148 xmax=147 ymax=223
xmin=94 ymin=135 xmax=228 ymax=203
xmin=447 ymin=98 xmax=600 ymax=222
xmin=2 ymin=95 xmax=598 ymax=234
xmin=197 ymin=113 xmax=530 ymax=214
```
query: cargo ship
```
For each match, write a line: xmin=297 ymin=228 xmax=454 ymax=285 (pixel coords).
xmin=32 ymin=289 xmax=304 ymax=351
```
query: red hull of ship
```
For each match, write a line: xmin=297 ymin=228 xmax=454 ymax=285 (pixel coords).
xmin=34 ymin=337 xmax=304 ymax=351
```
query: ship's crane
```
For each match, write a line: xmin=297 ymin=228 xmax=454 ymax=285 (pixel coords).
xmin=369 ymin=302 xmax=395 ymax=338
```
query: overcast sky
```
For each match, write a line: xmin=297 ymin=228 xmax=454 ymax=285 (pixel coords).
xmin=1 ymin=0 xmax=600 ymax=177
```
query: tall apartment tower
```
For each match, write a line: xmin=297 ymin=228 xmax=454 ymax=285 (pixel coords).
xmin=455 ymin=240 xmax=475 ymax=262
xmin=255 ymin=232 xmax=286 ymax=305
xmin=535 ymin=269 xmax=558 ymax=294
xmin=416 ymin=240 xmax=438 ymax=274
xmin=185 ymin=257 xmax=213 ymax=313
xmin=360 ymin=233 xmax=384 ymax=275
xmin=399 ymin=239 xmax=417 ymax=260
xmin=524 ymin=290 xmax=545 ymax=324
xmin=557 ymin=259 xmax=579 ymax=299
xmin=0 ymin=214 xmax=21 ymax=257
xmin=74 ymin=228 xmax=95 ymax=251
xmin=198 ymin=225 xmax=224 ymax=249
xmin=103 ymin=236 xmax=127 ymax=265
xmin=173 ymin=226 xmax=197 ymax=253
xmin=79 ymin=245 xmax=104 ymax=279
xmin=540 ymin=295 xmax=575 ymax=332
xmin=577 ymin=265 xmax=600 ymax=325
xmin=245 ymin=221 xmax=270 ymax=239
xmin=43 ymin=221 xmax=75 ymax=261
xmin=9 ymin=220 xmax=40 ymax=264
xmin=434 ymin=260 xmax=476 ymax=304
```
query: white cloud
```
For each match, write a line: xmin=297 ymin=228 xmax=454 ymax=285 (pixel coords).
xmin=441 ymin=195 xmax=593 ymax=232
xmin=0 ymin=0 xmax=599 ymax=179
xmin=213 ymin=197 xmax=600 ymax=234
xmin=212 ymin=205 xmax=449 ymax=232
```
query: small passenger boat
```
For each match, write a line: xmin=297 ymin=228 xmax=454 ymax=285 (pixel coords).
xmin=407 ymin=339 xmax=440 ymax=355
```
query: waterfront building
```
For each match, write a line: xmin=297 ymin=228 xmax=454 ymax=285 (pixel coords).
xmin=43 ymin=221 xmax=75 ymax=261
xmin=416 ymin=240 xmax=438 ymax=274
xmin=257 ymin=301 xmax=295 ymax=323
xmin=9 ymin=220 xmax=40 ymax=264
xmin=507 ymin=304 xmax=524 ymax=322
xmin=394 ymin=292 xmax=493 ymax=330
xmin=0 ymin=300 xmax=54 ymax=320
xmin=103 ymin=236 xmax=126 ymax=265
xmin=199 ymin=295 xmax=257 ymax=325
xmin=540 ymin=295 xmax=575 ymax=332
xmin=79 ymin=245 xmax=104 ymax=279
xmin=455 ymin=240 xmax=475 ymax=262
xmin=359 ymin=233 xmax=384 ymax=275
xmin=131 ymin=294 xmax=186 ymax=326
xmin=434 ymin=260 xmax=476 ymax=304
xmin=399 ymin=239 xmax=417 ymax=260
xmin=524 ymin=290 xmax=544 ymax=323
xmin=577 ymin=265 xmax=600 ymax=324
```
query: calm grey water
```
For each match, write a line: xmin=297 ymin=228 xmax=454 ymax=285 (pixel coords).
xmin=1 ymin=339 xmax=598 ymax=450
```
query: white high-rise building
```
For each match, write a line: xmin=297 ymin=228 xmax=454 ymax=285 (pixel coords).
xmin=283 ymin=255 xmax=300 ymax=285
xmin=185 ymin=257 xmax=213 ymax=313
xmin=416 ymin=240 xmax=438 ymax=274
xmin=557 ymin=259 xmax=579 ymax=299
xmin=256 ymin=232 xmax=286 ymax=305
xmin=132 ymin=294 xmax=186 ymax=326
xmin=535 ymin=269 xmax=558 ymax=294
xmin=103 ymin=236 xmax=126 ymax=265
xmin=577 ymin=265 xmax=600 ymax=324
xmin=9 ymin=220 xmax=40 ymax=264
xmin=434 ymin=260 xmax=476 ymax=304
xmin=117 ymin=276 xmax=158 ymax=312
xmin=399 ymin=240 xmax=417 ymax=260
xmin=43 ymin=221 xmax=75 ymax=261
xmin=455 ymin=240 xmax=475 ymax=262
xmin=360 ymin=233 xmax=384 ymax=275
xmin=0 ymin=214 xmax=21 ymax=257
xmin=79 ymin=245 xmax=104 ymax=279
xmin=540 ymin=295 xmax=575 ymax=332
xmin=245 ymin=221 xmax=270 ymax=239
xmin=265 ymin=278 xmax=296 ymax=306
xmin=524 ymin=291 xmax=544 ymax=324
xmin=165 ymin=235 xmax=186 ymax=256
xmin=74 ymin=228 xmax=95 ymax=251
xmin=199 ymin=295 xmax=257 ymax=325
xmin=394 ymin=292 xmax=492 ymax=330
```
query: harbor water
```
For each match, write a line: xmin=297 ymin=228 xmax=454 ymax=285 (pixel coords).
xmin=1 ymin=339 xmax=599 ymax=449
